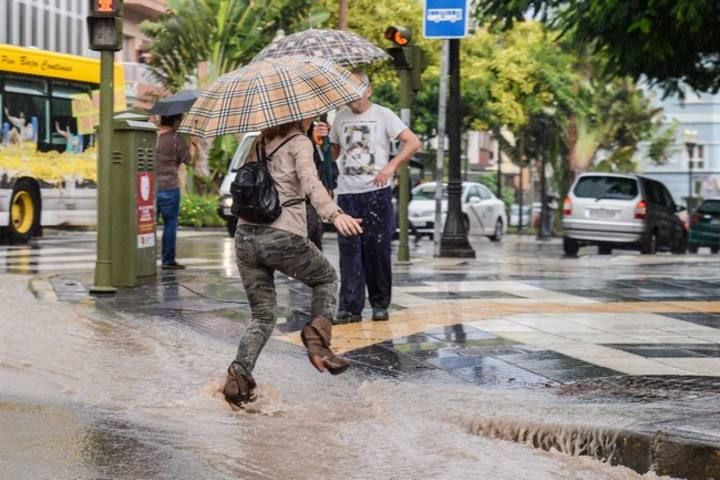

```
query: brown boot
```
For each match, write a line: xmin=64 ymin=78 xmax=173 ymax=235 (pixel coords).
xmin=223 ymin=362 xmax=257 ymax=407
xmin=301 ymin=316 xmax=351 ymax=375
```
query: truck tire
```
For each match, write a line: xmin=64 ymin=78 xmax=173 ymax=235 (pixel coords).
xmin=8 ymin=179 xmax=40 ymax=244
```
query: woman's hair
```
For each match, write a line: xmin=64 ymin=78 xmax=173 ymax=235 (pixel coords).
xmin=262 ymin=120 xmax=304 ymax=142
xmin=160 ymin=114 xmax=182 ymax=127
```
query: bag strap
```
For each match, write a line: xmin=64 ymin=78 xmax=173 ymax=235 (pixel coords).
xmin=266 ymin=133 xmax=303 ymax=160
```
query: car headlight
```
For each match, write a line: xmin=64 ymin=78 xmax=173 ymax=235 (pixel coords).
xmin=221 ymin=196 xmax=233 ymax=208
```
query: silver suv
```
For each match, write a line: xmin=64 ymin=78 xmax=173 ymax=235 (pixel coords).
xmin=562 ymin=173 xmax=687 ymax=256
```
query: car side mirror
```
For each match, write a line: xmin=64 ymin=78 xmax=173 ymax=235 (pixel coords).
xmin=675 ymin=205 xmax=686 ymax=213
xmin=469 ymin=196 xmax=481 ymax=203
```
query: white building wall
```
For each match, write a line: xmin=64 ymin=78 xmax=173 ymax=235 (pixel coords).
xmin=1 ymin=0 xmax=95 ymax=58
xmin=640 ymin=90 xmax=720 ymax=204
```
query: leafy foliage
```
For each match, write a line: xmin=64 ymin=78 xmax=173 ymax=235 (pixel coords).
xmin=179 ymin=193 xmax=224 ymax=227
xmin=474 ymin=0 xmax=720 ymax=95
xmin=141 ymin=0 xmax=313 ymax=91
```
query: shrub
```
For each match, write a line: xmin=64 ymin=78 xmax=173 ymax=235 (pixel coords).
xmin=179 ymin=193 xmax=223 ymax=228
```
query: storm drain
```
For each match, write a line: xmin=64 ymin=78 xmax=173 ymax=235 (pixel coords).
xmin=465 ymin=417 xmax=720 ymax=480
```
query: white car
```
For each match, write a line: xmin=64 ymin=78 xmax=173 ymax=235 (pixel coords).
xmin=218 ymin=132 xmax=260 ymax=237
xmin=408 ymin=181 xmax=507 ymax=241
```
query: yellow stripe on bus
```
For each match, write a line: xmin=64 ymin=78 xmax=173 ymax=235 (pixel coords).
xmin=0 ymin=44 xmax=124 ymax=88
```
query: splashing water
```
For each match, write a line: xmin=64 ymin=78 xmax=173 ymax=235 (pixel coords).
xmin=0 ymin=275 xmax=674 ymax=480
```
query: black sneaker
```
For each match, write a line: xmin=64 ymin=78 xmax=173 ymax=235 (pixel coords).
xmin=371 ymin=308 xmax=389 ymax=321
xmin=162 ymin=262 xmax=186 ymax=270
xmin=334 ymin=311 xmax=362 ymax=325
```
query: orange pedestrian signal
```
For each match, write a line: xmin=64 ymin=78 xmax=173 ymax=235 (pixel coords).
xmin=97 ymin=0 xmax=114 ymax=12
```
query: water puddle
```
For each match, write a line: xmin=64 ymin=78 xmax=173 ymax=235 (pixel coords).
xmin=0 ymin=276 xmax=674 ymax=479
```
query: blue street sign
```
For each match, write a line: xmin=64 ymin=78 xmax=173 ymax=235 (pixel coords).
xmin=423 ymin=0 xmax=470 ymax=39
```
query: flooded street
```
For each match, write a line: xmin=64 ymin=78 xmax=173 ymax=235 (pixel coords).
xmin=2 ymin=274 xmax=670 ymax=479
xmin=5 ymin=230 xmax=720 ymax=478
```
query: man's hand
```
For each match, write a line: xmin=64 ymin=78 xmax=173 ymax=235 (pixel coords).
xmin=373 ymin=163 xmax=396 ymax=187
xmin=333 ymin=214 xmax=363 ymax=237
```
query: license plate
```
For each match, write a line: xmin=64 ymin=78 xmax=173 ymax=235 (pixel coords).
xmin=589 ymin=208 xmax=617 ymax=219
xmin=223 ymin=207 xmax=232 ymax=216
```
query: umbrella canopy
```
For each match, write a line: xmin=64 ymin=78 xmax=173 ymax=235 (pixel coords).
xmin=179 ymin=56 xmax=366 ymax=138
xmin=148 ymin=89 xmax=200 ymax=116
xmin=252 ymin=28 xmax=390 ymax=66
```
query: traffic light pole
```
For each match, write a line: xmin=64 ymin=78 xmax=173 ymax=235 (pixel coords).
xmin=397 ymin=69 xmax=411 ymax=263
xmin=439 ymin=39 xmax=475 ymax=258
xmin=91 ymin=49 xmax=116 ymax=294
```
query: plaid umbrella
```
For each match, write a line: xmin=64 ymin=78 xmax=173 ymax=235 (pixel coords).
xmin=252 ymin=28 xmax=390 ymax=66
xmin=178 ymin=56 xmax=365 ymax=137
xmin=148 ymin=89 xmax=200 ymax=116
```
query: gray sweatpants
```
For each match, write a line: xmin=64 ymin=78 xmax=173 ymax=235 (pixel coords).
xmin=233 ymin=225 xmax=337 ymax=372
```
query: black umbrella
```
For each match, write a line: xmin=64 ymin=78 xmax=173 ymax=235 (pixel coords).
xmin=149 ymin=90 xmax=201 ymax=116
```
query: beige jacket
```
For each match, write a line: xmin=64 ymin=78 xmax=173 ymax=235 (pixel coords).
xmin=237 ymin=128 xmax=341 ymax=238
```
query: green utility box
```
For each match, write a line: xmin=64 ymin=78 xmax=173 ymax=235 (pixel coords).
xmin=109 ymin=112 xmax=158 ymax=287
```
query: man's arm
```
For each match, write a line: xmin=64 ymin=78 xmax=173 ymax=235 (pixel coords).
xmin=373 ymin=128 xmax=421 ymax=187
xmin=331 ymin=143 xmax=340 ymax=161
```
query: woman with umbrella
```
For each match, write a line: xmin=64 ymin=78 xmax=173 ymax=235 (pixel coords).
xmin=180 ymin=57 xmax=365 ymax=407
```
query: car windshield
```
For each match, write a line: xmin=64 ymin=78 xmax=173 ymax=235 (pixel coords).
xmin=574 ymin=176 xmax=638 ymax=200
xmin=698 ymin=200 xmax=720 ymax=215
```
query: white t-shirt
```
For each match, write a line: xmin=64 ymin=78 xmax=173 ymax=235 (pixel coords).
xmin=329 ymin=103 xmax=407 ymax=195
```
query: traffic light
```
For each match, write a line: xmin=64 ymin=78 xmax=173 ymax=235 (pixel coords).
xmin=384 ymin=26 xmax=425 ymax=93
xmin=87 ymin=0 xmax=123 ymax=51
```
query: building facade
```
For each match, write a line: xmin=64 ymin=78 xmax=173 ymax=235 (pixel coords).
xmin=1 ymin=0 xmax=167 ymax=106
xmin=640 ymin=91 xmax=720 ymax=206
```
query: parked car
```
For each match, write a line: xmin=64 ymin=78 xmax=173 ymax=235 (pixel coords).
xmin=562 ymin=173 xmax=687 ymax=256
xmin=218 ymin=132 xmax=260 ymax=237
xmin=688 ymin=198 xmax=720 ymax=254
xmin=509 ymin=202 xmax=541 ymax=227
xmin=409 ymin=181 xmax=507 ymax=241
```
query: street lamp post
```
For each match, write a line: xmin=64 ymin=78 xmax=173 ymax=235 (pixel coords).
xmin=684 ymin=129 xmax=698 ymax=211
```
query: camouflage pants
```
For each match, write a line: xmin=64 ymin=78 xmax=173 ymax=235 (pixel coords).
xmin=233 ymin=225 xmax=337 ymax=372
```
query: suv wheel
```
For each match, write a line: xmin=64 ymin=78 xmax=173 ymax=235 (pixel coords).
xmin=640 ymin=231 xmax=658 ymax=255
xmin=712 ymin=246 xmax=720 ymax=254
xmin=598 ymin=245 xmax=612 ymax=255
xmin=563 ymin=237 xmax=579 ymax=257
xmin=688 ymin=243 xmax=699 ymax=254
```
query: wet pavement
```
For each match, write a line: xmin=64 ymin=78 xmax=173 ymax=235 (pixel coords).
xmin=4 ymin=228 xmax=720 ymax=478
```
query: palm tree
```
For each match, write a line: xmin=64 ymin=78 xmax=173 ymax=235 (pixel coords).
xmin=141 ymin=0 xmax=313 ymax=91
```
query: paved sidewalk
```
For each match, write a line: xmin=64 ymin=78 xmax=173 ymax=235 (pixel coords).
xmin=19 ymin=231 xmax=720 ymax=478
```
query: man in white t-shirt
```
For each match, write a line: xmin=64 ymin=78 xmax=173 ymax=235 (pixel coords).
xmin=329 ymin=71 xmax=421 ymax=323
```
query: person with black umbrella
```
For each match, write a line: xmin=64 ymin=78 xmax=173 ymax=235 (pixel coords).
xmin=155 ymin=114 xmax=191 ymax=269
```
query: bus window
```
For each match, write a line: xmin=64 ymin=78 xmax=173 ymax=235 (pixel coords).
xmin=2 ymin=86 xmax=48 ymax=146
xmin=51 ymin=80 xmax=92 ymax=154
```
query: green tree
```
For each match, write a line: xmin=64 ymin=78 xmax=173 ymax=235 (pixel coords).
xmin=474 ymin=0 xmax=720 ymax=95
xmin=141 ymin=0 xmax=313 ymax=91
xmin=142 ymin=0 xmax=313 ymax=188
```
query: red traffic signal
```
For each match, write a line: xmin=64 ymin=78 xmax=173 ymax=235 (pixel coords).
xmin=384 ymin=26 xmax=412 ymax=46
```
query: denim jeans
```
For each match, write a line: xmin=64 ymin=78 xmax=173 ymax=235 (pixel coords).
xmin=157 ymin=188 xmax=180 ymax=265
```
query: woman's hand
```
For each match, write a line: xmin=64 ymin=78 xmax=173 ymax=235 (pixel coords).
xmin=333 ymin=214 xmax=363 ymax=237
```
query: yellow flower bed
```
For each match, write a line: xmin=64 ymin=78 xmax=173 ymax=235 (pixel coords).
xmin=0 ymin=142 xmax=97 ymax=184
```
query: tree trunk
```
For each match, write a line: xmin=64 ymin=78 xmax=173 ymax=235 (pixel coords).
xmin=338 ymin=0 xmax=348 ymax=30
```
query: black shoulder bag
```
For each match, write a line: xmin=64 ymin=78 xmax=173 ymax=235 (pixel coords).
xmin=230 ymin=134 xmax=303 ymax=224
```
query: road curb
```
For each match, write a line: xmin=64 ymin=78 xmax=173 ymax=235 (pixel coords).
xmin=467 ymin=416 xmax=720 ymax=479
